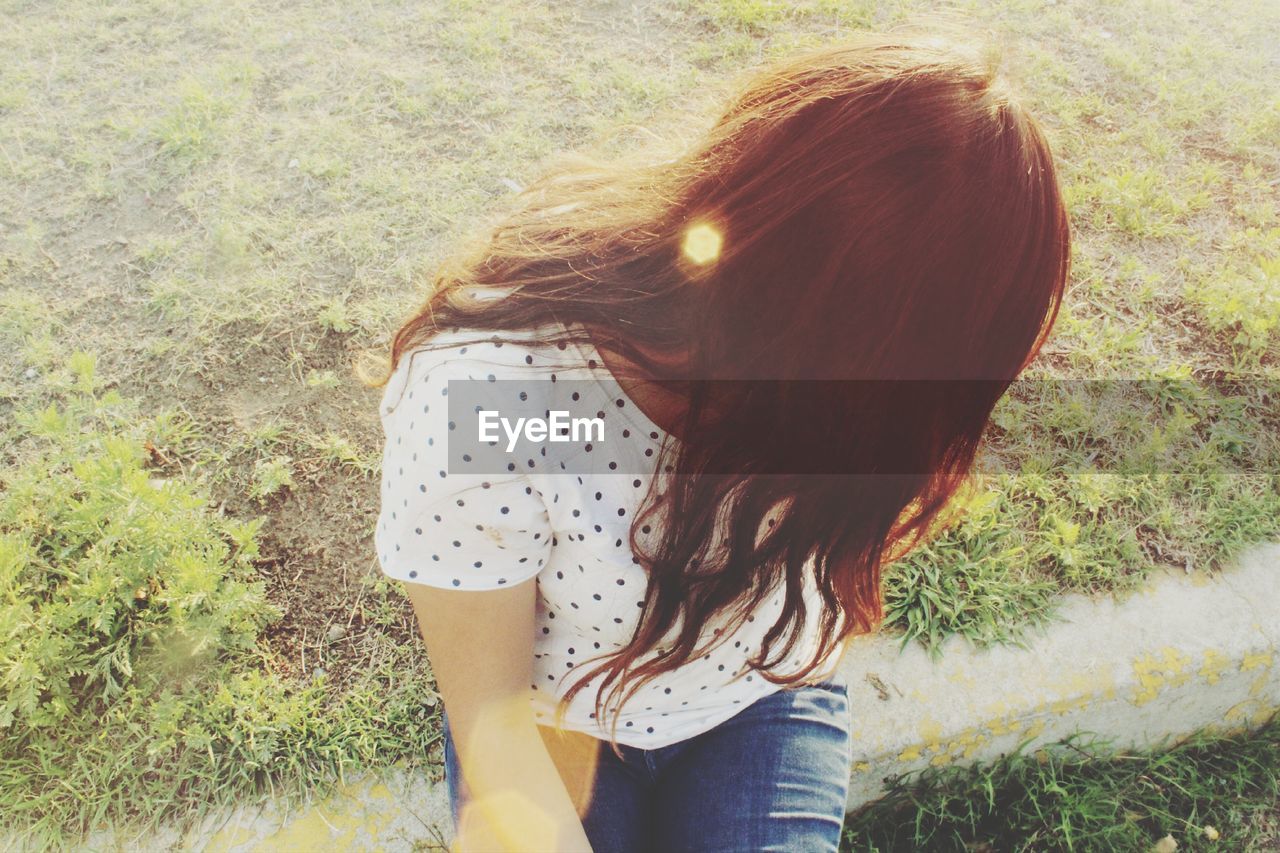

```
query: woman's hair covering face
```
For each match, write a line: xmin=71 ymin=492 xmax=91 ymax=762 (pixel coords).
xmin=367 ymin=26 xmax=1070 ymax=758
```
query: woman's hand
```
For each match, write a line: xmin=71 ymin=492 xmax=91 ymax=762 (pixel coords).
xmin=453 ymin=787 xmax=594 ymax=852
xmin=401 ymin=579 xmax=594 ymax=853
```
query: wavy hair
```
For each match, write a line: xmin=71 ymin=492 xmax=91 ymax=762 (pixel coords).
xmin=361 ymin=27 xmax=1071 ymax=758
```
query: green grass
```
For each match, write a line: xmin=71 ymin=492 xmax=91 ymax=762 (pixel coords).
xmin=0 ymin=351 xmax=443 ymax=848
xmin=0 ymin=0 xmax=1277 ymax=844
xmin=841 ymin=712 xmax=1280 ymax=852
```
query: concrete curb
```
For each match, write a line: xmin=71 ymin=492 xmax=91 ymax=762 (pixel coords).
xmin=836 ymin=540 xmax=1280 ymax=811
xmin=79 ymin=767 xmax=455 ymax=852
xmin=62 ymin=542 xmax=1280 ymax=850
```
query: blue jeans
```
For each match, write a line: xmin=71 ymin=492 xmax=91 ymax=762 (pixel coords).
xmin=440 ymin=675 xmax=853 ymax=852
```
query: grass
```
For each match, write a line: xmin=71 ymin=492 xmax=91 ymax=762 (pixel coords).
xmin=0 ymin=354 xmax=444 ymax=847
xmin=841 ymin=712 xmax=1280 ymax=852
xmin=0 ymin=0 xmax=1277 ymax=845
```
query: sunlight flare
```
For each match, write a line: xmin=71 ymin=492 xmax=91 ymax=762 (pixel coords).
xmin=682 ymin=222 xmax=723 ymax=265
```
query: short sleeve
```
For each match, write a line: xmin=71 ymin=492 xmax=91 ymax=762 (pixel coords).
xmin=374 ymin=337 xmax=553 ymax=590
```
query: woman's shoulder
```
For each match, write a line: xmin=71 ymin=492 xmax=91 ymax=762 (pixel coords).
xmin=380 ymin=323 xmax=588 ymax=420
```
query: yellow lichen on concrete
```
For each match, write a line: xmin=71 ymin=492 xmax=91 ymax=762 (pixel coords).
xmin=1241 ymin=651 xmax=1273 ymax=672
xmin=363 ymin=782 xmax=396 ymax=803
xmin=1222 ymin=698 xmax=1276 ymax=727
xmin=1131 ymin=647 xmax=1193 ymax=706
xmin=1016 ymin=686 xmax=1113 ymax=725
xmin=186 ymin=777 xmax=403 ymax=853
xmin=1199 ymin=649 xmax=1231 ymax=685
xmin=1249 ymin=669 xmax=1272 ymax=698
xmin=962 ymin=734 xmax=989 ymax=759
xmin=1158 ymin=647 xmax=1193 ymax=682
xmin=200 ymin=824 xmax=259 ymax=853
xmin=889 ymin=722 xmax=1000 ymax=770
xmin=1039 ymin=673 xmax=1091 ymax=717
xmin=1048 ymin=694 xmax=1093 ymax=715
xmin=1239 ymin=652 xmax=1275 ymax=698
xmin=948 ymin=729 xmax=991 ymax=760
xmin=921 ymin=732 xmax=952 ymax=758
xmin=250 ymin=804 xmax=361 ymax=852
xmin=841 ymin=547 xmax=1280 ymax=804
xmin=1204 ymin=720 xmax=1252 ymax=739
xmin=986 ymin=709 xmax=1043 ymax=737
xmin=983 ymin=698 xmax=1011 ymax=719
xmin=986 ymin=716 xmax=1015 ymax=736
xmin=360 ymin=781 xmax=399 ymax=843
xmin=1057 ymin=667 xmax=1116 ymax=700
xmin=927 ymin=738 xmax=961 ymax=767
xmin=917 ymin=717 xmax=943 ymax=744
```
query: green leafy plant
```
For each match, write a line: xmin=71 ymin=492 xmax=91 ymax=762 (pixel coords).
xmin=0 ymin=352 xmax=286 ymax=838
xmin=316 ymin=298 xmax=355 ymax=333
xmin=305 ymin=368 xmax=341 ymax=389
xmin=249 ymin=455 xmax=296 ymax=501
xmin=1186 ymin=233 xmax=1280 ymax=369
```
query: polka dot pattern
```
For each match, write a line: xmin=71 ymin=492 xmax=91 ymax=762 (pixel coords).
xmin=374 ymin=324 xmax=846 ymax=749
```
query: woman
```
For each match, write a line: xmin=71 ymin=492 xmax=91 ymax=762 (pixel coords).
xmin=368 ymin=27 xmax=1070 ymax=853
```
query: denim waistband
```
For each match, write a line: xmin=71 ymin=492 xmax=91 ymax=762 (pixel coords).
xmin=441 ymin=674 xmax=851 ymax=795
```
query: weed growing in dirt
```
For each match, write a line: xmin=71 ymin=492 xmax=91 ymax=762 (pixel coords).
xmin=0 ymin=352 xmax=440 ymax=847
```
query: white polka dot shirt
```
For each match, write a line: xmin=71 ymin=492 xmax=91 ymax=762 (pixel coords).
xmin=375 ymin=322 xmax=845 ymax=748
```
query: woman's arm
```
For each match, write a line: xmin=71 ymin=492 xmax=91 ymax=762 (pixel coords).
xmin=403 ymin=578 xmax=593 ymax=853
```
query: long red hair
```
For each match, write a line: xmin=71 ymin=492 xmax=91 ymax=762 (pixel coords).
xmin=364 ymin=28 xmax=1070 ymax=757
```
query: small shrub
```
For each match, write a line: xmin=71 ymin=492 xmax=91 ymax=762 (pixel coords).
xmin=305 ymin=368 xmax=340 ymax=389
xmin=316 ymin=298 xmax=355 ymax=333
xmin=1186 ymin=233 xmax=1280 ymax=368
xmin=0 ymin=352 xmax=287 ymax=842
xmin=249 ymin=455 xmax=295 ymax=501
